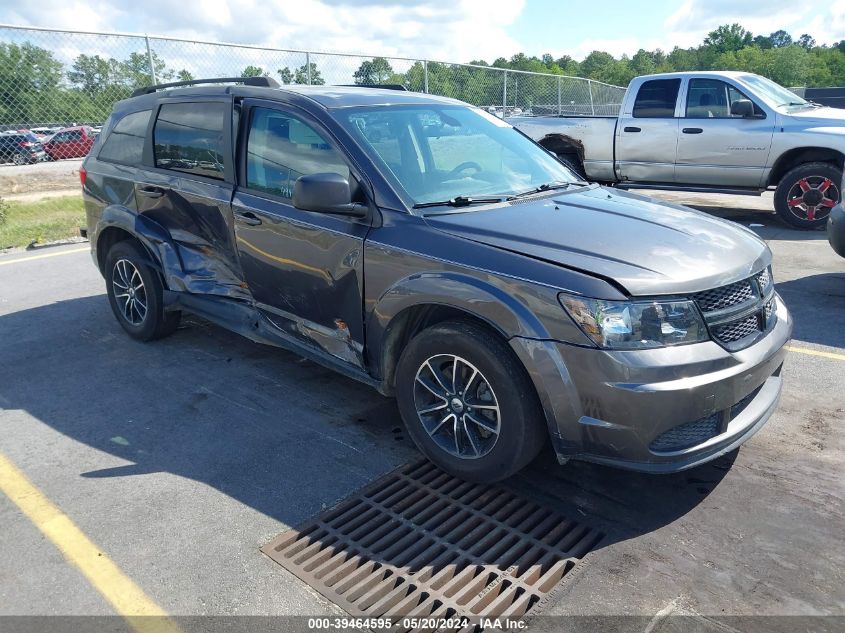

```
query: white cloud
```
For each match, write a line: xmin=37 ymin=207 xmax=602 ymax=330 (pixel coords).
xmin=2 ymin=0 xmax=524 ymax=65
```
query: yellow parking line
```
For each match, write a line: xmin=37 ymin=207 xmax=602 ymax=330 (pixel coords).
xmin=786 ymin=345 xmax=845 ymax=362
xmin=0 ymin=452 xmax=181 ymax=633
xmin=0 ymin=246 xmax=89 ymax=266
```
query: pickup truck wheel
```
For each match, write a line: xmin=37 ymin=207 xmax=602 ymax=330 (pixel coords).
xmin=775 ymin=162 xmax=842 ymax=229
xmin=395 ymin=320 xmax=546 ymax=483
xmin=556 ymin=153 xmax=587 ymax=181
xmin=105 ymin=240 xmax=180 ymax=341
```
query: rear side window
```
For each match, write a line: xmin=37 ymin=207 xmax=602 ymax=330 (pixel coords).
xmin=245 ymin=107 xmax=349 ymax=199
xmin=154 ymin=102 xmax=227 ymax=180
xmin=98 ymin=110 xmax=150 ymax=165
xmin=633 ymin=79 xmax=681 ymax=118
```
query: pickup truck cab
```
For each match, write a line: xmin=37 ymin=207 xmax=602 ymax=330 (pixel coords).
xmin=511 ymin=71 xmax=845 ymax=229
xmin=82 ymin=77 xmax=791 ymax=482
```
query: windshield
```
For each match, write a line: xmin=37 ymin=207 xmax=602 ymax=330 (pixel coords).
xmin=738 ymin=74 xmax=809 ymax=109
xmin=339 ymin=105 xmax=577 ymax=207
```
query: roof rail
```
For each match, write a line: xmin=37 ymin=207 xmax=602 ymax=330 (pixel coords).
xmin=130 ymin=76 xmax=280 ymax=97
xmin=340 ymin=84 xmax=409 ymax=91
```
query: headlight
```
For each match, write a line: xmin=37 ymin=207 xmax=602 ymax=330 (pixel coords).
xmin=559 ymin=293 xmax=708 ymax=349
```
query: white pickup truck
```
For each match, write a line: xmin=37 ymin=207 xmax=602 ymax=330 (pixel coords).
xmin=509 ymin=71 xmax=845 ymax=229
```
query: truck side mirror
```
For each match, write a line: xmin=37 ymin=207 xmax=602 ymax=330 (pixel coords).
xmin=293 ymin=173 xmax=368 ymax=217
xmin=730 ymin=99 xmax=757 ymax=118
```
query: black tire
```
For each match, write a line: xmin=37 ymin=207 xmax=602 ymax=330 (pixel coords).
xmin=395 ymin=320 xmax=546 ymax=483
xmin=774 ymin=162 xmax=842 ymax=229
xmin=12 ymin=152 xmax=26 ymax=166
xmin=105 ymin=240 xmax=180 ymax=341
xmin=557 ymin=153 xmax=587 ymax=181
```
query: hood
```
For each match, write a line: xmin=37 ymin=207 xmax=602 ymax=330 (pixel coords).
xmin=784 ymin=106 xmax=845 ymax=124
xmin=423 ymin=185 xmax=770 ymax=296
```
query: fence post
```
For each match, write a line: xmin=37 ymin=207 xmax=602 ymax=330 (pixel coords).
xmin=557 ymin=75 xmax=562 ymax=115
xmin=306 ymin=52 xmax=312 ymax=85
xmin=502 ymin=70 xmax=508 ymax=116
xmin=588 ymin=80 xmax=595 ymax=115
xmin=145 ymin=35 xmax=157 ymax=84
xmin=423 ymin=60 xmax=429 ymax=93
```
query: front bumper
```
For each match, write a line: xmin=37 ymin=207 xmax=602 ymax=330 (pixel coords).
xmin=511 ymin=294 xmax=792 ymax=472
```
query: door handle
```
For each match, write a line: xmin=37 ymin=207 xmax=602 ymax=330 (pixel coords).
xmin=623 ymin=126 xmax=641 ymax=133
xmin=236 ymin=211 xmax=262 ymax=226
xmin=137 ymin=186 xmax=164 ymax=198
xmin=682 ymin=127 xmax=703 ymax=134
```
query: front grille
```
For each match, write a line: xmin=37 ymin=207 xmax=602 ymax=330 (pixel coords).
xmin=693 ymin=267 xmax=776 ymax=350
xmin=712 ymin=314 xmax=759 ymax=343
xmin=694 ymin=279 xmax=754 ymax=312
xmin=650 ymin=413 xmax=721 ymax=452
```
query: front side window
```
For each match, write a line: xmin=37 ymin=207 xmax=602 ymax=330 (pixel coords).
xmin=633 ymin=79 xmax=681 ymax=118
xmin=154 ymin=102 xmax=226 ymax=180
xmin=99 ymin=110 xmax=150 ymax=164
xmin=340 ymin=105 xmax=576 ymax=207
xmin=245 ymin=107 xmax=349 ymax=199
xmin=686 ymin=79 xmax=761 ymax=118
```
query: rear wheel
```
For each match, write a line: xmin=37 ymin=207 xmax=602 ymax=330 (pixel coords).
xmin=105 ymin=240 xmax=180 ymax=341
xmin=12 ymin=152 xmax=26 ymax=166
xmin=395 ymin=320 xmax=546 ymax=482
xmin=774 ymin=162 xmax=842 ymax=229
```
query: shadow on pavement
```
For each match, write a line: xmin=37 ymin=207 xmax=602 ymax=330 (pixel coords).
xmin=0 ymin=294 xmax=736 ymax=557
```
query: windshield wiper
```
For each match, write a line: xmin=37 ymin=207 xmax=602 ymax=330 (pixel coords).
xmin=412 ymin=195 xmax=506 ymax=209
xmin=510 ymin=181 xmax=573 ymax=199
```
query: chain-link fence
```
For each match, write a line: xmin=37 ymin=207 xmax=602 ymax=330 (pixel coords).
xmin=0 ymin=23 xmax=624 ymax=248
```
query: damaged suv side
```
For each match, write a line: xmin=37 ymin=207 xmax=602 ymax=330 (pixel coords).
xmin=82 ymin=78 xmax=792 ymax=482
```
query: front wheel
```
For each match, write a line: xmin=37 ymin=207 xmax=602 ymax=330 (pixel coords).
xmin=774 ymin=162 xmax=842 ymax=229
xmin=395 ymin=320 xmax=546 ymax=482
xmin=105 ymin=240 xmax=180 ymax=341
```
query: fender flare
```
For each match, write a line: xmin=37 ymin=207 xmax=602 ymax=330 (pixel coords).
xmin=366 ymin=271 xmax=557 ymax=385
xmin=93 ymin=205 xmax=186 ymax=290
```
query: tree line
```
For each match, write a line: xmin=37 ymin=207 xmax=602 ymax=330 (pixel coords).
xmin=2 ymin=23 xmax=845 ymax=126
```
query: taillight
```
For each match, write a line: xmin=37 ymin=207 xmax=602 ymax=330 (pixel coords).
xmin=79 ymin=166 xmax=87 ymax=186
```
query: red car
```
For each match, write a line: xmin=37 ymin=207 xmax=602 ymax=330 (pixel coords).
xmin=43 ymin=126 xmax=97 ymax=160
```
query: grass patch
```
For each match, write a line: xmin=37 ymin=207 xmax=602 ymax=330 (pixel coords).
xmin=0 ymin=195 xmax=85 ymax=249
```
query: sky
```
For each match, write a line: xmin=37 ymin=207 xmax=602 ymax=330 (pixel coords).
xmin=3 ymin=0 xmax=845 ymax=64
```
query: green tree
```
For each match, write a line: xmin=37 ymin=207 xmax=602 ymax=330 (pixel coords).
xmin=770 ymin=30 xmax=793 ymax=48
xmin=0 ymin=42 xmax=64 ymax=125
xmin=240 ymin=65 xmax=266 ymax=78
xmin=353 ymin=57 xmax=394 ymax=84
xmin=67 ymin=54 xmax=115 ymax=94
xmin=277 ymin=67 xmax=293 ymax=84
xmin=797 ymin=34 xmax=816 ymax=50
xmin=703 ymin=23 xmax=753 ymax=54
xmin=122 ymin=50 xmax=172 ymax=87
xmin=294 ymin=62 xmax=325 ymax=85
xmin=177 ymin=69 xmax=194 ymax=82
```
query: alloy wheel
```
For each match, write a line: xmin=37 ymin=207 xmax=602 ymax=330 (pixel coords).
xmin=112 ymin=258 xmax=148 ymax=326
xmin=786 ymin=176 xmax=840 ymax=222
xmin=413 ymin=354 xmax=501 ymax=460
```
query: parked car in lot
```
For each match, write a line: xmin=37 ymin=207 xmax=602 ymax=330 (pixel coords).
xmin=828 ymin=197 xmax=845 ymax=257
xmin=0 ymin=132 xmax=47 ymax=164
xmin=510 ymin=71 xmax=845 ymax=230
xmin=43 ymin=126 xmax=97 ymax=160
xmin=82 ymin=77 xmax=792 ymax=482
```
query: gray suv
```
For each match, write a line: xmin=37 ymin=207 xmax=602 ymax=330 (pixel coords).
xmin=81 ymin=77 xmax=792 ymax=482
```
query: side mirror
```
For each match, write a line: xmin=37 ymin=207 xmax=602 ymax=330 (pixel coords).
xmin=292 ymin=173 xmax=367 ymax=217
xmin=730 ymin=99 xmax=757 ymax=118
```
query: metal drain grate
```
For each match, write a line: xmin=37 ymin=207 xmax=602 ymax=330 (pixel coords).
xmin=261 ymin=460 xmax=604 ymax=630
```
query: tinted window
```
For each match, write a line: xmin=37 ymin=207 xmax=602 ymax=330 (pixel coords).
xmin=99 ymin=110 xmax=150 ymax=164
xmin=154 ymin=102 xmax=226 ymax=180
xmin=67 ymin=129 xmax=83 ymax=141
xmin=686 ymin=79 xmax=762 ymax=118
xmin=633 ymin=79 xmax=681 ymax=118
xmin=246 ymin=107 xmax=348 ymax=199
